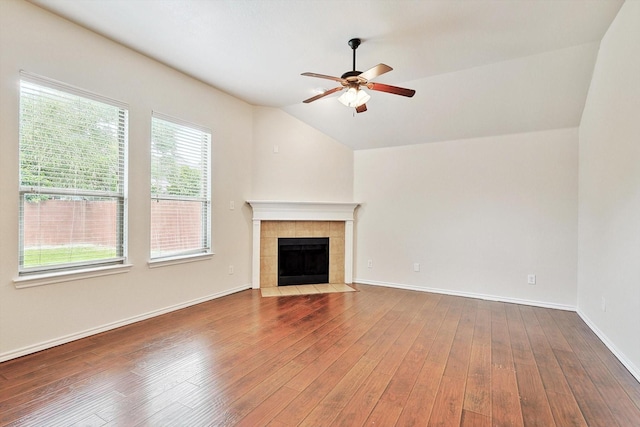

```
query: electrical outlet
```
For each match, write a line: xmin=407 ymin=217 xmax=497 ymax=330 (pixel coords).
xmin=601 ymin=297 xmax=606 ymax=312
xmin=228 ymin=265 xmax=234 ymax=275
xmin=527 ymin=274 xmax=536 ymax=285
xmin=367 ymin=259 xmax=373 ymax=268
xmin=413 ymin=263 xmax=420 ymax=272
xmin=273 ymin=145 xmax=279 ymax=153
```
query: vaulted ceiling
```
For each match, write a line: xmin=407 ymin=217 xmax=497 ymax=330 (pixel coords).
xmin=29 ymin=0 xmax=624 ymax=150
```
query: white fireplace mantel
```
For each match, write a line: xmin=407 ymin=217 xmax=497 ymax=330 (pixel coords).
xmin=247 ymin=201 xmax=359 ymax=289
xmin=247 ymin=200 xmax=359 ymax=221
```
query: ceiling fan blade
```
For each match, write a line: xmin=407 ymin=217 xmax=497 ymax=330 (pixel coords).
xmin=367 ymin=82 xmax=416 ymax=97
xmin=355 ymin=104 xmax=367 ymax=114
xmin=358 ymin=63 xmax=393 ymax=82
xmin=302 ymin=86 xmax=344 ymax=103
xmin=301 ymin=72 xmax=346 ymax=84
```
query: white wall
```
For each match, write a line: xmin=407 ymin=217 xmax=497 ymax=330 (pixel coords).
xmin=252 ymin=106 xmax=353 ymax=202
xmin=0 ymin=0 xmax=254 ymax=360
xmin=577 ymin=1 xmax=640 ymax=379
xmin=354 ymin=128 xmax=578 ymax=308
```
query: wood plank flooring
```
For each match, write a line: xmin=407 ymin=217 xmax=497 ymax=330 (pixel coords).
xmin=1 ymin=284 xmax=639 ymax=426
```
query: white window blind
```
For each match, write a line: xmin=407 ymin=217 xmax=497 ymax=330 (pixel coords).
xmin=150 ymin=113 xmax=211 ymax=259
xmin=19 ymin=74 xmax=128 ymax=274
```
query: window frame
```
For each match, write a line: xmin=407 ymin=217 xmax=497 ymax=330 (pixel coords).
xmin=18 ymin=71 xmax=129 ymax=276
xmin=149 ymin=111 xmax=212 ymax=262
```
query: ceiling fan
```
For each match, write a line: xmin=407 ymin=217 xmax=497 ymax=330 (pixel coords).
xmin=302 ymin=38 xmax=416 ymax=113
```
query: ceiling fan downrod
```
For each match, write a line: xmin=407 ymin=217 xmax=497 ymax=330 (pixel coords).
xmin=342 ymin=38 xmax=362 ymax=79
xmin=348 ymin=38 xmax=361 ymax=71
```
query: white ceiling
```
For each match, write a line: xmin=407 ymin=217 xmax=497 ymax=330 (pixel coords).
xmin=29 ymin=0 xmax=624 ymax=150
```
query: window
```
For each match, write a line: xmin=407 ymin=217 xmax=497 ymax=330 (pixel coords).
xmin=150 ymin=113 xmax=211 ymax=260
xmin=19 ymin=73 xmax=128 ymax=274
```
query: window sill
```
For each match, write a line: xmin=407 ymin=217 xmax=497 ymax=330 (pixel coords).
xmin=148 ymin=252 xmax=213 ymax=269
xmin=14 ymin=264 xmax=133 ymax=289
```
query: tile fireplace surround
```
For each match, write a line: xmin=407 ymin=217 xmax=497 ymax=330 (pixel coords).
xmin=247 ymin=201 xmax=359 ymax=289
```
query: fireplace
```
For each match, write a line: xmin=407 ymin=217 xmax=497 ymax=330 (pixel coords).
xmin=247 ymin=201 xmax=359 ymax=289
xmin=278 ymin=237 xmax=329 ymax=285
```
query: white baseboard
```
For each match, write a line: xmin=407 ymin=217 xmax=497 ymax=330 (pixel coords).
xmin=355 ymin=278 xmax=576 ymax=311
xmin=576 ymin=309 xmax=640 ymax=383
xmin=0 ymin=284 xmax=252 ymax=363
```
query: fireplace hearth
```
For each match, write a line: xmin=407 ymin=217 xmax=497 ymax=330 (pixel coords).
xmin=278 ymin=237 xmax=329 ymax=286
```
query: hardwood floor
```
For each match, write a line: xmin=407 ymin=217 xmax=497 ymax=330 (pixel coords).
xmin=1 ymin=284 xmax=639 ymax=426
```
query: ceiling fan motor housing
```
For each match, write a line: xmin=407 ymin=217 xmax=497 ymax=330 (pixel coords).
xmin=341 ymin=70 xmax=362 ymax=80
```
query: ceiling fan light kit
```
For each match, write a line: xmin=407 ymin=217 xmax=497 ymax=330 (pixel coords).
xmin=338 ymin=87 xmax=370 ymax=108
xmin=302 ymin=38 xmax=415 ymax=113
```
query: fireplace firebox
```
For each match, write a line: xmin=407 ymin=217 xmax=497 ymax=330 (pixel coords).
xmin=278 ymin=237 xmax=329 ymax=286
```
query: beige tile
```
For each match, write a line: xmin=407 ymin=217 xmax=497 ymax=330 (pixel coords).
xmin=329 ymin=267 xmax=345 ymax=284
xmin=260 ymin=256 xmax=277 ymax=287
xmin=277 ymin=221 xmax=296 ymax=237
xmin=331 ymin=252 xmax=345 ymax=269
xmin=295 ymin=221 xmax=314 ymax=237
xmin=260 ymin=287 xmax=280 ymax=297
xmin=330 ymin=221 xmax=345 ymax=238
xmin=261 ymin=278 xmax=277 ymax=288
xmin=330 ymin=283 xmax=356 ymax=292
xmin=296 ymin=285 xmax=321 ymax=294
xmin=331 ymin=252 xmax=345 ymax=266
xmin=330 ymin=237 xmax=345 ymax=259
xmin=312 ymin=284 xmax=334 ymax=293
xmin=312 ymin=222 xmax=330 ymax=237
xmin=330 ymin=238 xmax=345 ymax=282
xmin=260 ymin=283 xmax=355 ymax=297
xmin=261 ymin=221 xmax=278 ymax=237
xmin=260 ymin=256 xmax=276 ymax=275
xmin=260 ymin=237 xmax=277 ymax=257
xmin=278 ymin=286 xmax=301 ymax=296
xmin=330 ymin=271 xmax=345 ymax=284
xmin=310 ymin=284 xmax=326 ymax=293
